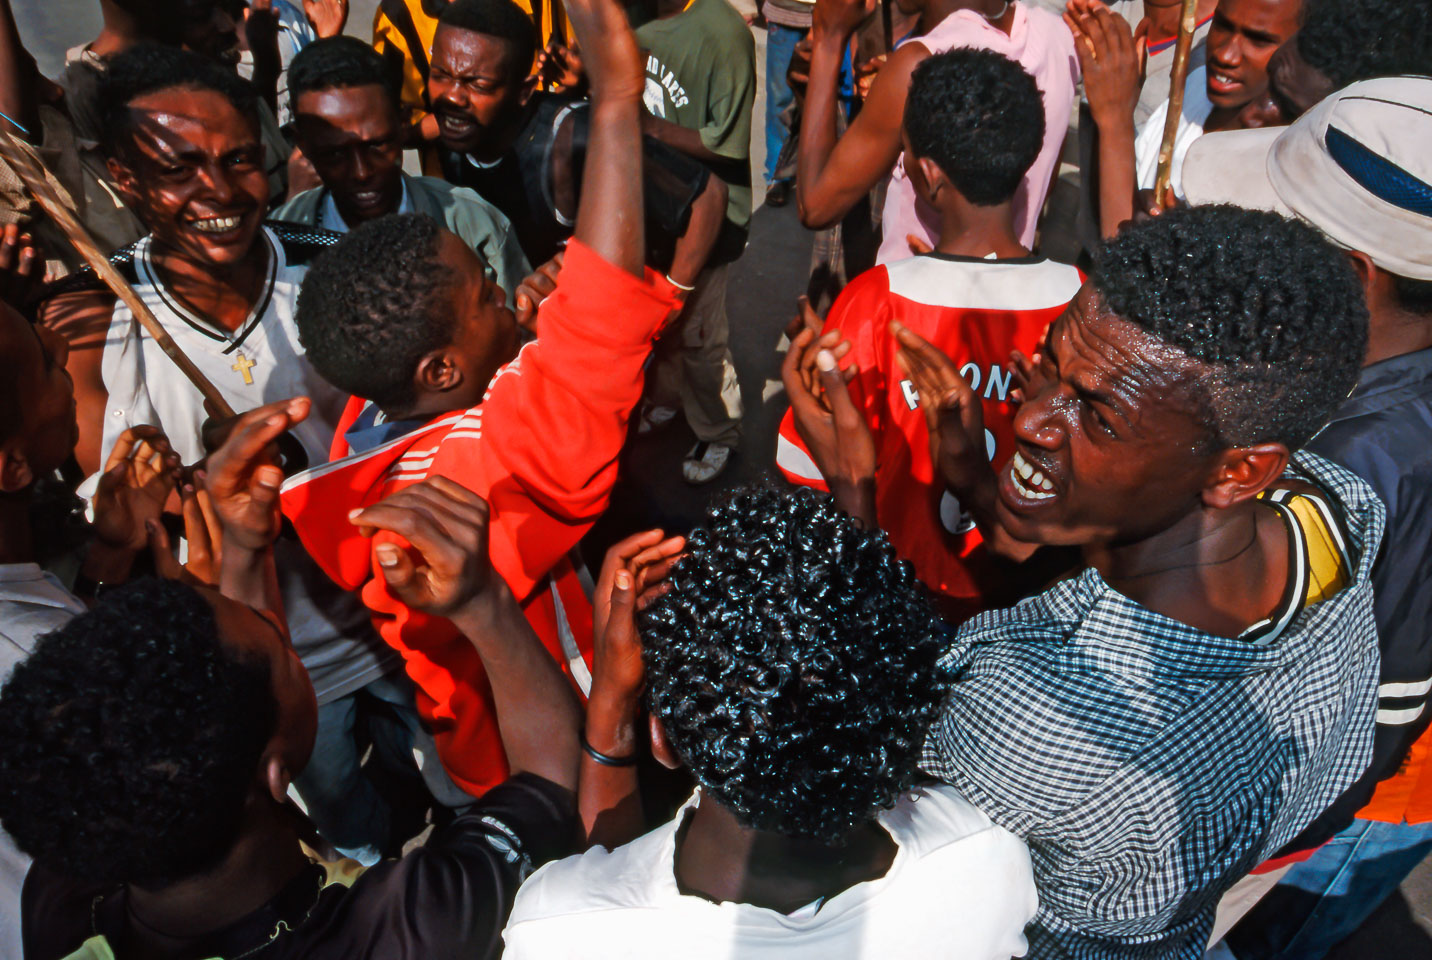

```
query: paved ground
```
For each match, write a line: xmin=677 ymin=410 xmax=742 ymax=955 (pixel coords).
xmin=10 ymin=1 xmax=1432 ymax=954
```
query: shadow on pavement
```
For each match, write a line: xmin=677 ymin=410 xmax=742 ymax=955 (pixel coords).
xmin=581 ymin=201 xmax=814 ymax=566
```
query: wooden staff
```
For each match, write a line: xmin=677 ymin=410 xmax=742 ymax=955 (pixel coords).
xmin=881 ymin=0 xmax=894 ymax=53
xmin=1153 ymin=0 xmax=1199 ymax=202
xmin=0 ymin=130 xmax=235 ymax=419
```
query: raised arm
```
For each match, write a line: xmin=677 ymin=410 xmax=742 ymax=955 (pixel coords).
xmin=351 ymin=476 xmax=582 ymax=791
xmin=1067 ymin=1 xmax=1144 ymax=238
xmin=797 ymin=0 xmax=924 ymax=229
xmin=581 ymin=529 xmax=685 ymax=848
xmin=568 ymin=0 xmax=648 ymax=276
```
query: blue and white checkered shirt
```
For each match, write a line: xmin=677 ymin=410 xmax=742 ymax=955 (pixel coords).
xmin=921 ymin=452 xmax=1384 ymax=960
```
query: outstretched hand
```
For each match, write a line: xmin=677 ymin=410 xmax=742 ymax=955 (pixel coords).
xmin=92 ymin=425 xmax=182 ymax=552
xmin=892 ymin=320 xmax=991 ymax=498
xmin=205 ymin=397 xmax=310 ymax=554
xmin=349 ymin=476 xmax=496 ymax=619
xmin=303 ymin=0 xmax=348 ymax=37
xmin=514 ymin=250 xmax=564 ymax=333
xmin=781 ymin=298 xmax=871 ymax=490
xmin=1064 ymin=0 xmax=1145 ymax=128
xmin=592 ymin=528 xmax=686 ymax=700
xmin=537 ymin=40 xmax=585 ymax=94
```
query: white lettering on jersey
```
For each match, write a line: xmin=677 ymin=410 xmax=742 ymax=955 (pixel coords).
xmin=899 ymin=365 xmax=1015 ymax=411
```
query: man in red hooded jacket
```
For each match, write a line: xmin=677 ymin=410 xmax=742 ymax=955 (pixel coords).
xmin=279 ymin=3 xmax=678 ymax=800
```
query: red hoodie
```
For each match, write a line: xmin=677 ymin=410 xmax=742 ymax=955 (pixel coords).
xmin=280 ymin=241 xmax=681 ymax=798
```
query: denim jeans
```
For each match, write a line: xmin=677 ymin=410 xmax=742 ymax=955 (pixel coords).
xmin=1223 ymin=816 xmax=1432 ymax=959
xmin=764 ymin=22 xmax=805 ymax=185
xmin=291 ymin=671 xmax=475 ymax=865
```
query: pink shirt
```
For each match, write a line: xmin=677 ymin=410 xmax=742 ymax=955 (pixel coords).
xmin=877 ymin=3 xmax=1079 ymax=263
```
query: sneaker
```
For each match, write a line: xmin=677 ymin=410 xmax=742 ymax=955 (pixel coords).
xmin=682 ymin=442 xmax=732 ymax=485
xmin=637 ymin=403 xmax=678 ymax=435
xmin=765 ymin=179 xmax=793 ymax=208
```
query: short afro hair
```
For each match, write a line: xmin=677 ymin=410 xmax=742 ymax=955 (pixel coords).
xmin=0 ymin=579 xmax=277 ymax=889
xmin=904 ymin=48 xmax=1045 ymax=206
xmin=296 ymin=213 xmax=460 ymax=410
xmin=437 ymin=0 xmax=538 ymax=78
xmin=1093 ymin=204 xmax=1368 ymax=451
xmin=97 ymin=43 xmax=259 ymax=158
xmin=639 ymin=483 xmax=954 ymax=844
xmin=1297 ymin=0 xmax=1431 ymax=92
xmin=287 ymin=35 xmax=398 ymax=115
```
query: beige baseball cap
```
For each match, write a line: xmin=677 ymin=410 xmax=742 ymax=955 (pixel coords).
xmin=1182 ymin=76 xmax=1432 ymax=280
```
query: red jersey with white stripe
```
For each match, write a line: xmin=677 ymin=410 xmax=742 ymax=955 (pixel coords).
xmin=281 ymin=241 xmax=681 ymax=798
xmin=777 ymin=253 xmax=1083 ymax=620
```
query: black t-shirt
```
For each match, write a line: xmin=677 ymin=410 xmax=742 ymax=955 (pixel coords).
xmin=440 ymin=93 xmax=711 ymax=269
xmin=22 ymin=773 xmax=575 ymax=960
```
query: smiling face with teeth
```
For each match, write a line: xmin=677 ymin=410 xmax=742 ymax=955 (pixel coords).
xmin=1204 ymin=0 xmax=1304 ymax=114
xmin=107 ymin=86 xmax=269 ymax=271
xmin=994 ymin=285 xmax=1235 ymax=548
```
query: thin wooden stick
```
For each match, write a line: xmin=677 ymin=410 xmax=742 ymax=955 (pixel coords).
xmin=0 ymin=131 xmax=235 ymax=418
xmin=881 ymin=0 xmax=893 ymax=54
xmin=1153 ymin=0 xmax=1199 ymax=203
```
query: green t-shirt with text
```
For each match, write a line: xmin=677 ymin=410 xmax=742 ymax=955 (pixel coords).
xmin=636 ymin=0 xmax=756 ymax=228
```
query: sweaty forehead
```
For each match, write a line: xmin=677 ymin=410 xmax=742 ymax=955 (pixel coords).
xmin=1054 ymin=287 xmax=1205 ymax=404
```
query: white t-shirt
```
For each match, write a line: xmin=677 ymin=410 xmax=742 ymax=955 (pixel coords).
xmin=94 ymin=227 xmax=398 ymax=703
xmin=502 ymin=784 xmax=1038 ymax=959
xmin=1136 ymin=65 xmax=1215 ymax=198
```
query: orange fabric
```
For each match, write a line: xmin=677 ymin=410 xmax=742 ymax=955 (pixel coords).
xmin=281 ymin=241 xmax=677 ymax=797
xmin=1358 ymin=722 xmax=1432 ymax=825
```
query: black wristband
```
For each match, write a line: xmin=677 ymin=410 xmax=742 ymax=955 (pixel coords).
xmin=580 ymin=730 xmax=639 ymax=767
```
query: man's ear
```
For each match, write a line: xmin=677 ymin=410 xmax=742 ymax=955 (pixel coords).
xmin=648 ymin=714 xmax=682 ymax=770
xmin=261 ymin=751 xmax=293 ymax=805
xmin=413 ymin=347 xmax=466 ymax=396
xmin=105 ymin=154 xmax=143 ymax=209
xmin=0 ymin=445 xmax=35 ymax=494
xmin=913 ymin=156 xmax=947 ymax=206
xmin=1202 ymin=443 xmax=1290 ymax=510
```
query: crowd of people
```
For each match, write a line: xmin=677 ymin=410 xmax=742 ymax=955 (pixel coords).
xmin=0 ymin=0 xmax=1427 ymax=956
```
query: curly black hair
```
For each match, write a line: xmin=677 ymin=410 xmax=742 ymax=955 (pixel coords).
xmin=1297 ymin=0 xmax=1431 ymax=92
xmin=296 ymin=213 xmax=460 ymax=411
xmin=0 ymin=578 xmax=278 ymax=889
xmin=438 ymin=0 xmax=538 ymax=80
xmin=288 ymin=36 xmax=399 ymax=115
xmin=97 ymin=43 xmax=259 ymax=158
xmin=904 ymin=48 xmax=1045 ymax=207
xmin=638 ymin=483 xmax=954 ymax=844
xmin=1094 ymin=204 xmax=1368 ymax=450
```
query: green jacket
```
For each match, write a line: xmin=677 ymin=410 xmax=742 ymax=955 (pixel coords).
xmin=273 ymin=173 xmax=531 ymax=305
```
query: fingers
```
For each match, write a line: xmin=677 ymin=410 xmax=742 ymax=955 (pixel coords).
xmin=208 ymin=397 xmax=310 ymax=492
xmin=146 ymin=518 xmax=186 ymax=581
xmin=179 ymin=482 xmax=218 ymax=581
xmin=816 ymin=347 xmax=863 ymax=428
xmin=905 ymin=233 xmax=933 ymax=255
xmin=373 ymin=540 xmax=420 ymax=595
xmin=783 ymin=295 xmax=823 ymax=342
xmin=349 ymin=478 xmax=490 ymax=565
